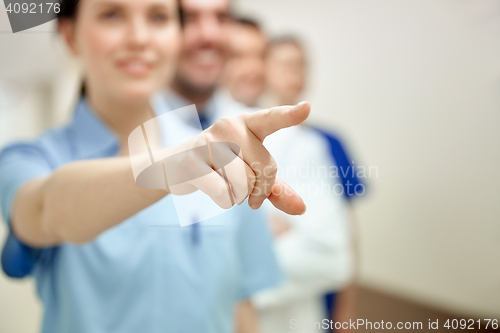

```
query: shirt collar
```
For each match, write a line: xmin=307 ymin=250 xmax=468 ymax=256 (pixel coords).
xmin=70 ymin=98 xmax=120 ymax=159
xmin=155 ymin=89 xmax=218 ymax=128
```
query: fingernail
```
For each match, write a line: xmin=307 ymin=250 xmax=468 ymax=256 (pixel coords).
xmin=299 ymin=205 xmax=307 ymax=215
xmin=291 ymin=101 xmax=307 ymax=112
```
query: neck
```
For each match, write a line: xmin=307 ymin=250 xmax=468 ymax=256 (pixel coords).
xmin=86 ymin=86 xmax=155 ymax=147
xmin=170 ymin=80 xmax=215 ymax=107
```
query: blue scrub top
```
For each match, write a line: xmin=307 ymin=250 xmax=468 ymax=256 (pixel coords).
xmin=0 ymin=99 xmax=283 ymax=333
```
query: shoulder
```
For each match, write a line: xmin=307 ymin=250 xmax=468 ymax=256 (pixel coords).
xmin=213 ymin=90 xmax=257 ymax=118
xmin=0 ymin=123 xmax=74 ymax=169
xmin=266 ymin=125 xmax=332 ymax=157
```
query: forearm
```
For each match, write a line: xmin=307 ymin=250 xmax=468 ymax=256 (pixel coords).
xmin=12 ymin=156 xmax=167 ymax=247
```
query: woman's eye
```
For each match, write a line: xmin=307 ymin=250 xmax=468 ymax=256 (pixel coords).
xmin=151 ymin=13 xmax=168 ymax=24
xmin=101 ymin=10 xmax=120 ymax=20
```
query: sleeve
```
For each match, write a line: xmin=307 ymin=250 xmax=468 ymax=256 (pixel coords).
xmin=0 ymin=142 xmax=53 ymax=225
xmin=236 ymin=205 xmax=284 ymax=300
xmin=252 ymin=132 xmax=354 ymax=310
xmin=0 ymin=142 xmax=54 ymax=278
xmin=320 ymin=130 xmax=366 ymax=200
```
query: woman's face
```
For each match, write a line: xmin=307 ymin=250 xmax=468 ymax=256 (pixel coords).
xmin=62 ymin=0 xmax=180 ymax=103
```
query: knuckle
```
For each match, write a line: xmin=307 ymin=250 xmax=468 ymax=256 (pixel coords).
xmin=239 ymin=113 xmax=251 ymax=122
xmin=212 ymin=185 xmax=229 ymax=200
xmin=212 ymin=117 xmax=236 ymax=134
xmin=214 ymin=194 xmax=233 ymax=209
xmin=246 ymin=173 xmax=256 ymax=189
xmin=264 ymin=158 xmax=278 ymax=178
xmin=235 ymin=180 xmax=249 ymax=197
xmin=181 ymin=149 xmax=204 ymax=173
xmin=252 ymin=184 xmax=263 ymax=196
xmin=184 ymin=148 xmax=198 ymax=163
xmin=221 ymin=201 xmax=234 ymax=209
xmin=193 ymin=134 xmax=208 ymax=147
xmin=263 ymin=108 xmax=274 ymax=118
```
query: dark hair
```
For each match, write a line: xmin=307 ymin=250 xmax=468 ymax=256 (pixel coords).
xmin=57 ymin=0 xmax=184 ymax=96
xmin=57 ymin=0 xmax=78 ymax=20
xmin=57 ymin=0 xmax=184 ymax=26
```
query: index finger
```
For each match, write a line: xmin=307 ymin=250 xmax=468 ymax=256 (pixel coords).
xmin=243 ymin=101 xmax=310 ymax=142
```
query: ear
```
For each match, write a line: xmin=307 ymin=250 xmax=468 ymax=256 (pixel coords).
xmin=58 ymin=19 xmax=79 ymax=56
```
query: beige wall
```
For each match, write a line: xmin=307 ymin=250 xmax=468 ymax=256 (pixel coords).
xmin=235 ymin=0 xmax=500 ymax=317
xmin=0 ymin=11 xmax=61 ymax=333
xmin=0 ymin=86 xmax=47 ymax=333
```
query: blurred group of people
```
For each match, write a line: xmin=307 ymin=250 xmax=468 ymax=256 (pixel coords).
xmin=221 ymin=16 xmax=359 ymax=333
xmin=223 ymin=19 xmax=306 ymax=108
xmin=1 ymin=0 xmax=362 ymax=332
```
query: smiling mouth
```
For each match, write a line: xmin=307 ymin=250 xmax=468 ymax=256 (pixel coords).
xmin=117 ymin=59 xmax=154 ymax=77
xmin=193 ymin=49 xmax=221 ymax=67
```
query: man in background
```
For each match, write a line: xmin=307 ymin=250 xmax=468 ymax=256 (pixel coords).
xmin=224 ymin=19 xmax=357 ymax=332
xmin=222 ymin=18 xmax=267 ymax=107
xmin=156 ymin=1 xmax=278 ymax=332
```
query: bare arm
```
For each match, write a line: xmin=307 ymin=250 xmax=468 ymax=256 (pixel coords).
xmin=10 ymin=102 xmax=310 ymax=248
xmin=11 ymin=156 xmax=167 ymax=247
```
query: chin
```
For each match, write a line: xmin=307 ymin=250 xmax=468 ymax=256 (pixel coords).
xmin=119 ymin=82 xmax=159 ymax=102
xmin=194 ymin=70 xmax=220 ymax=86
xmin=118 ymin=89 xmax=154 ymax=105
xmin=185 ymin=76 xmax=218 ymax=95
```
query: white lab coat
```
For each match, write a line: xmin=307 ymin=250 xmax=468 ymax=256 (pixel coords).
xmin=253 ymin=124 xmax=354 ymax=333
xmin=214 ymin=91 xmax=354 ymax=332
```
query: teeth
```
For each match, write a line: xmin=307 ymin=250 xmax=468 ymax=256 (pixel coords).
xmin=195 ymin=50 xmax=218 ymax=65
xmin=121 ymin=60 xmax=150 ymax=74
xmin=127 ymin=61 xmax=147 ymax=70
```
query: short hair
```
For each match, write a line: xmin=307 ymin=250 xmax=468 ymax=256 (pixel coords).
xmin=266 ymin=35 xmax=307 ymax=66
xmin=268 ymin=35 xmax=304 ymax=51
xmin=233 ymin=16 xmax=262 ymax=31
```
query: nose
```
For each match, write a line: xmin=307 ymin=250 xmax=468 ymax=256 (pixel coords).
xmin=127 ymin=16 xmax=151 ymax=50
xmin=198 ymin=14 xmax=224 ymax=45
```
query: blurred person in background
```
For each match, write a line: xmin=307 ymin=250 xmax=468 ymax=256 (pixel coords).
xmin=223 ymin=20 xmax=356 ymax=332
xmin=0 ymin=0 xmax=313 ymax=332
xmin=222 ymin=18 xmax=267 ymax=107
xmin=265 ymin=37 xmax=306 ymax=106
xmin=264 ymin=36 xmax=365 ymax=332
xmin=156 ymin=1 xmax=268 ymax=329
